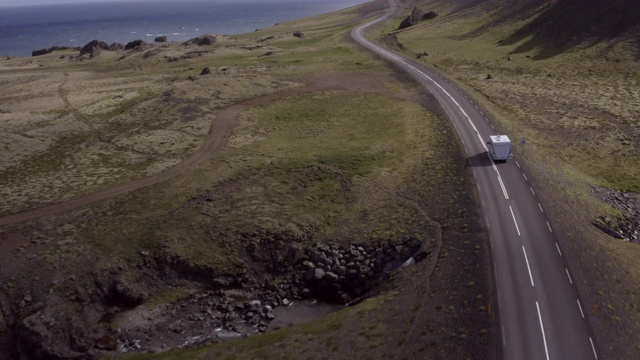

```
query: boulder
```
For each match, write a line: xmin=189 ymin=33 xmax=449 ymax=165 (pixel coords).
xmin=422 ymin=11 xmax=438 ymax=20
xmin=79 ymin=40 xmax=111 ymax=57
xmin=399 ymin=7 xmax=424 ymax=29
xmin=245 ymin=300 xmax=261 ymax=311
xmin=305 ymin=268 xmax=325 ymax=282
xmin=200 ymin=67 xmax=211 ymax=75
xmin=293 ymin=31 xmax=305 ymax=38
xmin=154 ymin=35 xmax=168 ymax=43
xmin=124 ymin=39 xmax=148 ymax=51
xmin=183 ymin=34 xmax=216 ymax=46
xmin=32 ymin=46 xmax=79 ymax=57
xmin=216 ymin=330 xmax=242 ymax=340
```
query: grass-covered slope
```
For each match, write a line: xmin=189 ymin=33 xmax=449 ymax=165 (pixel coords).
xmin=388 ymin=0 xmax=640 ymax=358
xmin=0 ymin=1 xmax=493 ymax=359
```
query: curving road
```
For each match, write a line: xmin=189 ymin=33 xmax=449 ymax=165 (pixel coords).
xmin=351 ymin=1 xmax=599 ymax=359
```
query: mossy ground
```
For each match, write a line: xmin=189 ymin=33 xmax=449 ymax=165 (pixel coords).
xmin=384 ymin=0 xmax=640 ymax=358
xmin=0 ymin=1 xmax=493 ymax=359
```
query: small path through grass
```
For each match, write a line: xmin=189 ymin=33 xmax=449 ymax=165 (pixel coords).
xmin=0 ymin=75 xmax=399 ymax=226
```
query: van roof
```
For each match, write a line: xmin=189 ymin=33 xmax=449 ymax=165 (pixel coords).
xmin=490 ymin=135 xmax=511 ymax=143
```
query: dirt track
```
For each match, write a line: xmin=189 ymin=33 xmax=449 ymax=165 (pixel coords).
xmin=0 ymin=74 xmax=397 ymax=227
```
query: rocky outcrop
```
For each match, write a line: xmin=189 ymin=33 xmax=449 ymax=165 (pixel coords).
xmin=154 ymin=36 xmax=168 ymax=43
xmin=423 ymin=11 xmax=438 ymax=20
xmin=399 ymin=7 xmax=424 ymax=29
xmin=79 ymin=40 xmax=111 ymax=57
xmin=248 ymin=237 xmax=426 ymax=304
xmin=591 ymin=187 xmax=640 ymax=242
xmin=32 ymin=46 xmax=79 ymax=57
xmin=399 ymin=7 xmax=438 ymax=29
xmin=182 ymin=34 xmax=216 ymax=46
xmin=124 ymin=39 xmax=149 ymax=51
xmin=78 ymin=40 xmax=123 ymax=58
xmin=5 ymin=226 xmax=428 ymax=358
xmin=293 ymin=31 xmax=305 ymax=38
xmin=164 ymin=50 xmax=209 ymax=62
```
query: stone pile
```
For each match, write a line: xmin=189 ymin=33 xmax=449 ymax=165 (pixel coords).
xmin=263 ymin=238 xmax=424 ymax=304
xmin=591 ymin=187 xmax=639 ymax=242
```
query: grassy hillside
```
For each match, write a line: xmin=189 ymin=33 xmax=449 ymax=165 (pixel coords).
xmin=0 ymin=1 xmax=493 ymax=360
xmin=388 ymin=0 xmax=640 ymax=358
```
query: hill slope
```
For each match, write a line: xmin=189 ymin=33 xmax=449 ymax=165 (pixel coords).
xmin=392 ymin=0 xmax=640 ymax=358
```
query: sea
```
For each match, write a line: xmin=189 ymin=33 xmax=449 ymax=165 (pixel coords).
xmin=0 ymin=0 xmax=371 ymax=57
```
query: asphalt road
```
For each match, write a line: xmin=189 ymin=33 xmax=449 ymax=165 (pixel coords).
xmin=351 ymin=1 xmax=599 ymax=359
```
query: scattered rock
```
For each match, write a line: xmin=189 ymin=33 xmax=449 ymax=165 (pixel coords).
xmin=245 ymin=300 xmax=261 ymax=312
xmin=422 ymin=11 xmax=438 ymax=20
xmin=183 ymin=34 xmax=216 ymax=46
xmin=416 ymin=51 xmax=429 ymax=59
xmin=591 ymin=186 xmax=640 ymax=243
xmin=259 ymin=51 xmax=276 ymax=57
xmin=79 ymin=40 xmax=111 ymax=57
xmin=399 ymin=7 xmax=424 ymax=29
xmin=125 ymin=39 xmax=149 ymax=51
xmin=216 ymin=330 xmax=242 ymax=340
xmin=32 ymin=46 xmax=79 ymax=57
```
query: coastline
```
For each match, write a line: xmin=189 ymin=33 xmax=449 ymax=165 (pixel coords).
xmin=0 ymin=0 xmax=371 ymax=57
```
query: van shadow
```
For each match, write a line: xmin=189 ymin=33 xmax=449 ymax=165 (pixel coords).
xmin=465 ymin=151 xmax=496 ymax=168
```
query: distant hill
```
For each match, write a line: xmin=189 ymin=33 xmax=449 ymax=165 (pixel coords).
xmin=418 ymin=0 xmax=640 ymax=59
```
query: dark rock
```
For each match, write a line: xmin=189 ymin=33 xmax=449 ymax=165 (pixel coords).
xmin=70 ymin=327 xmax=93 ymax=353
xmin=305 ymin=268 xmax=325 ymax=282
xmin=245 ymin=300 xmax=261 ymax=312
xmin=323 ymin=272 xmax=339 ymax=283
xmin=414 ymin=250 xmax=429 ymax=263
xmin=216 ymin=330 xmax=242 ymax=340
xmin=422 ymin=11 xmax=438 ymax=20
xmin=183 ymin=34 xmax=216 ymax=46
xmin=79 ymin=40 xmax=111 ymax=57
xmin=155 ymin=35 xmax=168 ymax=43
xmin=100 ymin=278 xmax=146 ymax=308
xmin=32 ymin=46 xmax=79 ymax=57
xmin=200 ymin=67 xmax=211 ymax=75
xmin=399 ymin=7 xmax=424 ymax=29
xmin=486 ymin=74 xmax=493 ymax=79
xmin=293 ymin=31 xmax=305 ymax=38
xmin=95 ymin=334 xmax=117 ymax=351
xmin=260 ymin=51 xmax=276 ymax=57
xmin=110 ymin=42 xmax=124 ymax=50
xmin=125 ymin=39 xmax=148 ymax=51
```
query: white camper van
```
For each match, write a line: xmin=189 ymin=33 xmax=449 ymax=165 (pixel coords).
xmin=487 ymin=135 xmax=512 ymax=161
